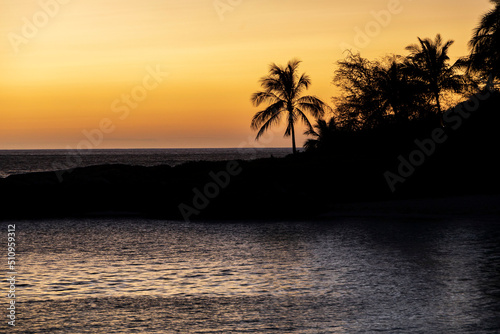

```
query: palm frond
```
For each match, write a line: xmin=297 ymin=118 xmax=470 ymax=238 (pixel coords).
xmin=294 ymin=73 xmax=311 ymax=96
xmin=467 ymin=1 xmax=500 ymax=81
xmin=251 ymin=100 xmax=285 ymax=130
xmin=296 ymin=108 xmax=314 ymax=134
xmin=251 ymin=91 xmax=282 ymax=107
xmin=296 ymin=95 xmax=330 ymax=118
xmin=255 ymin=111 xmax=283 ymax=140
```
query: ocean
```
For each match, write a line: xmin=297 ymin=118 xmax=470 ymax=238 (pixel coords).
xmin=2 ymin=218 xmax=500 ymax=333
xmin=0 ymin=148 xmax=291 ymax=178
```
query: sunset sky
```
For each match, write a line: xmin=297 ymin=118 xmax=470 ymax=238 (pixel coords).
xmin=0 ymin=0 xmax=494 ymax=149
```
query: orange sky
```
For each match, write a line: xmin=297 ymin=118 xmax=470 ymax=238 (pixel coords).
xmin=0 ymin=0 xmax=494 ymax=149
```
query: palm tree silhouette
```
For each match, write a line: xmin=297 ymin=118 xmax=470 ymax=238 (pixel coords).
xmin=370 ymin=55 xmax=428 ymax=123
xmin=304 ymin=117 xmax=337 ymax=152
xmin=468 ymin=0 xmax=500 ymax=85
xmin=251 ymin=59 xmax=329 ymax=154
xmin=406 ymin=34 xmax=465 ymax=116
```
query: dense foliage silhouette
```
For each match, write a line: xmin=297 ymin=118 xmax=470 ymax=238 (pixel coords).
xmin=466 ymin=0 xmax=500 ymax=85
xmin=300 ymin=2 xmax=499 ymax=155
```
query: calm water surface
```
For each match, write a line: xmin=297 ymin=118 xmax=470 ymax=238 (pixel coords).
xmin=2 ymin=218 xmax=500 ymax=333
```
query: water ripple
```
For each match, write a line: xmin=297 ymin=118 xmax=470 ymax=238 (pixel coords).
xmin=3 ymin=218 xmax=500 ymax=333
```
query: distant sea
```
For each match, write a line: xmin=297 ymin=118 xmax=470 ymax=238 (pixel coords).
xmin=0 ymin=148 xmax=291 ymax=178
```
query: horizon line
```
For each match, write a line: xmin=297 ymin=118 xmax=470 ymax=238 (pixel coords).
xmin=0 ymin=146 xmax=295 ymax=151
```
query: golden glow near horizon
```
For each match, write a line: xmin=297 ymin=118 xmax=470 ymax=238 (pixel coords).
xmin=0 ymin=0 xmax=494 ymax=149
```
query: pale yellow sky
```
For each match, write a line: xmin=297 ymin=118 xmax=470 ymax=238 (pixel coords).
xmin=0 ymin=0 xmax=494 ymax=149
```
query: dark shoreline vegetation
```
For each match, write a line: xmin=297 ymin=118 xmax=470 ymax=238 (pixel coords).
xmin=1 ymin=90 xmax=499 ymax=221
xmin=2 ymin=2 xmax=499 ymax=221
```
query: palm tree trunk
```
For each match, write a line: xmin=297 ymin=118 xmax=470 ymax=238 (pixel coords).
xmin=434 ymin=91 xmax=442 ymax=115
xmin=434 ymin=89 xmax=445 ymax=127
xmin=288 ymin=107 xmax=297 ymax=154
xmin=431 ymin=80 xmax=442 ymax=115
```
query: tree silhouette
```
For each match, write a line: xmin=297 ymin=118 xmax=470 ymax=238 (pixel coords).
xmin=251 ymin=59 xmax=329 ymax=154
xmin=372 ymin=55 xmax=430 ymax=122
xmin=333 ymin=52 xmax=429 ymax=130
xmin=467 ymin=0 xmax=500 ymax=86
xmin=406 ymin=34 xmax=466 ymax=116
xmin=304 ymin=117 xmax=338 ymax=152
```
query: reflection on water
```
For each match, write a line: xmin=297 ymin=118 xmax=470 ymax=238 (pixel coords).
xmin=3 ymin=218 xmax=500 ymax=333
